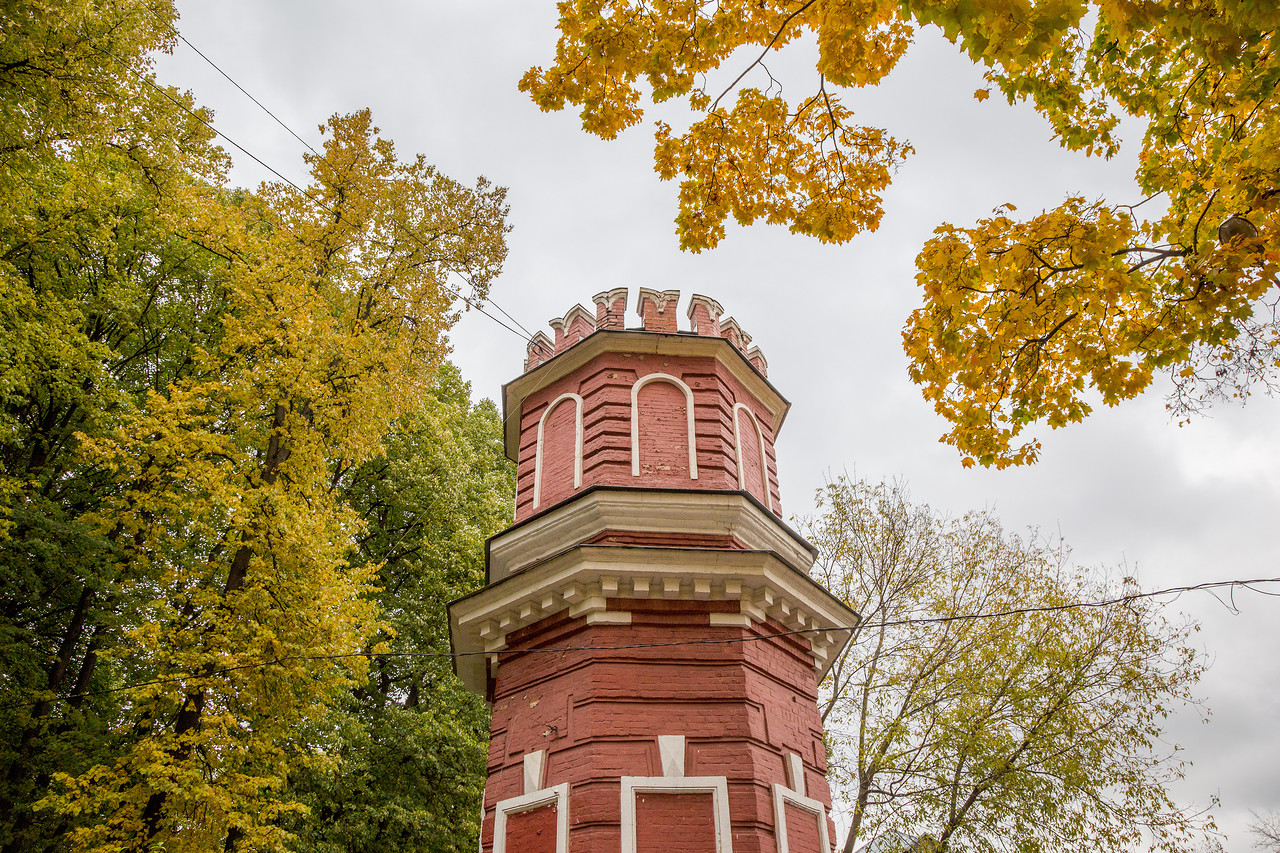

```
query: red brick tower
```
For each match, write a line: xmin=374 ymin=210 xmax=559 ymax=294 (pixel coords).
xmin=449 ymin=289 xmax=858 ymax=853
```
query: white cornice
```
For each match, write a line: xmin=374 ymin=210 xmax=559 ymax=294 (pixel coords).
xmin=488 ymin=489 xmax=813 ymax=582
xmin=501 ymin=330 xmax=788 ymax=462
xmin=449 ymin=544 xmax=860 ymax=696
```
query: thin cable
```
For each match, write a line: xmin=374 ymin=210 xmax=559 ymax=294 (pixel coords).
xmin=158 ymin=22 xmax=539 ymax=341
xmin=88 ymin=35 xmax=533 ymax=343
xmin=172 ymin=31 xmax=321 ymax=158
xmin=4 ymin=576 xmax=1276 ymax=713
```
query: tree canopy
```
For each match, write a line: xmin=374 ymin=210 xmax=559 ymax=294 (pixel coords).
xmin=524 ymin=1 xmax=1280 ymax=466
xmin=807 ymin=477 xmax=1212 ymax=853
xmin=0 ymin=2 xmax=510 ymax=850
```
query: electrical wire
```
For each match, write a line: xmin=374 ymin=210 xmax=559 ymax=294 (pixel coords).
xmin=159 ymin=18 xmax=540 ymax=341
xmin=3 ymin=576 xmax=1276 ymax=713
xmin=85 ymin=33 xmax=535 ymax=343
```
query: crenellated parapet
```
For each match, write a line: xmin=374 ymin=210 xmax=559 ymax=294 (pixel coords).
xmin=521 ymin=288 xmax=767 ymax=377
xmin=505 ymin=290 xmax=786 ymax=525
xmin=593 ymin=287 xmax=627 ymax=330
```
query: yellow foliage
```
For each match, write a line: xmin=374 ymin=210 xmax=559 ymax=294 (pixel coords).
xmin=527 ymin=0 xmax=1280 ymax=463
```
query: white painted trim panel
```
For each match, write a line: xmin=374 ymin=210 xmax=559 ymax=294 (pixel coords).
xmin=489 ymin=490 xmax=812 ymax=582
xmin=492 ymin=782 xmax=569 ymax=853
xmin=772 ymin=784 xmax=832 ymax=853
xmin=532 ymin=392 xmax=583 ymax=509
xmin=621 ymin=775 xmax=733 ymax=853
xmin=630 ymin=372 xmax=698 ymax=480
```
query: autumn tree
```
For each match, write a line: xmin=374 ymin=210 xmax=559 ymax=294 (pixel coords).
xmin=0 ymin=2 xmax=509 ymax=851
xmin=805 ymin=476 xmax=1213 ymax=853
xmin=524 ymin=1 xmax=1280 ymax=465
xmin=283 ymin=364 xmax=514 ymax=853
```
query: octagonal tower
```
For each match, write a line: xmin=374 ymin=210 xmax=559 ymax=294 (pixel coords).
xmin=449 ymin=289 xmax=858 ymax=853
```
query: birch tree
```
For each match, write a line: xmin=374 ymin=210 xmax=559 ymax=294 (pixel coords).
xmin=808 ymin=477 xmax=1213 ymax=853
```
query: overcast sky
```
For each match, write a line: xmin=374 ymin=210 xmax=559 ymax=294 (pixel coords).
xmin=154 ymin=2 xmax=1279 ymax=847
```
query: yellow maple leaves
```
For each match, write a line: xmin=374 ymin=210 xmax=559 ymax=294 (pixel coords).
xmin=523 ymin=0 xmax=912 ymax=251
xmin=527 ymin=0 xmax=1280 ymax=465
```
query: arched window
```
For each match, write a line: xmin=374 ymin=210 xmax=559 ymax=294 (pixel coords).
xmin=630 ymin=373 xmax=698 ymax=481
xmin=533 ymin=392 xmax=583 ymax=510
xmin=733 ymin=403 xmax=771 ymax=511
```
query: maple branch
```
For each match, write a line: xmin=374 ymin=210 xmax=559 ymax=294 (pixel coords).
xmin=710 ymin=0 xmax=818 ymax=110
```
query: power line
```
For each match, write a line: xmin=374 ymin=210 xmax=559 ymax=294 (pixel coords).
xmin=157 ymin=19 xmax=539 ymax=342
xmin=4 ymin=575 xmax=1276 ymax=713
xmin=86 ymin=34 xmax=534 ymax=343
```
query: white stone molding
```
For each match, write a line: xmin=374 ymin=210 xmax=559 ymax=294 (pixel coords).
xmin=525 ymin=331 xmax=554 ymax=368
xmin=592 ymin=288 xmax=629 ymax=311
xmin=772 ymin=783 xmax=831 ymax=853
xmin=449 ymin=544 xmax=859 ymax=694
xmin=524 ymin=749 xmax=547 ymax=794
xmin=492 ymin=782 xmax=569 ymax=853
xmin=621 ymin=776 xmax=733 ymax=853
xmin=785 ymin=752 xmax=806 ymax=797
xmin=658 ymin=735 xmax=686 ymax=778
xmin=532 ymin=393 xmax=584 ymax=510
xmin=549 ymin=303 xmax=596 ymax=335
xmin=745 ymin=344 xmax=768 ymax=372
xmin=631 ymin=372 xmax=698 ymax=480
xmin=686 ymin=293 xmax=725 ymax=332
xmin=635 ymin=287 xmax=681 ymax=316
xmin=489 ymin=490 xmax=813 ymax=582
xmin=733 ymin=403 xmax=773 ymax=512
xmin=718 ymin=317 xmax=752 ymax=349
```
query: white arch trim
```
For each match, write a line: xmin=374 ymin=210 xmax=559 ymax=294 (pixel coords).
xmin=631 ymin=372 xmax=698 ymax=480
xmin=733 ymin=403 xmax=772 ymax=511
xmin=533 ymin=393 xmax=583 ymax=510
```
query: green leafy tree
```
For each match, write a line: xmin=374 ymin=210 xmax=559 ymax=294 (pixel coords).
xmin=525 ymin=1 xmax=1280 ymax=465
xmin=1 ymin=2 xmax=228 ymax=848
xmin=284 ymin=364 xmax=514 ymax=853
xmin=1 ymin=2 xmax=510 ymax=851
xmin=807 ymin=476 xmax=1213 ymax=853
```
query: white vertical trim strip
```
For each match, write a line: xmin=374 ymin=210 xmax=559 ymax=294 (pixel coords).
xmin=533 ymin=392 xmax=584 ymax=509
xmin=630 ymin=373 xmax=698 ymax=480
xmin=658 ymin=735 xmax=686 ymax=778
xmin=784 ymin=752 xmax=806 ymax=797
xmin=524 ymin=749 xmax=547 ymax=794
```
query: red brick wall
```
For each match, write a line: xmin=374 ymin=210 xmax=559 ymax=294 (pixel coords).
xmin=636 ymin=792 xmax=716 ymax=853
xmin=505 ymin=802 xmax=558 ymax=853
xmin=636 ymin=379 xmax=692 ymax=482
xmin=736 ymin=408 xmax=767 ymax=507
xmin=514 ymin=353 xmax=782 ymax=521
xmin=480 ymin=601 xmax=833 ymax=853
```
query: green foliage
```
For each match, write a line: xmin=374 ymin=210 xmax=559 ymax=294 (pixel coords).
xmin=0 ymin=2 xmax=512 ymax=851
xmin=285 ymin=365 xmax=514 ymax=853
xmin=808 ymin=477 xmax=1213 ymax=853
